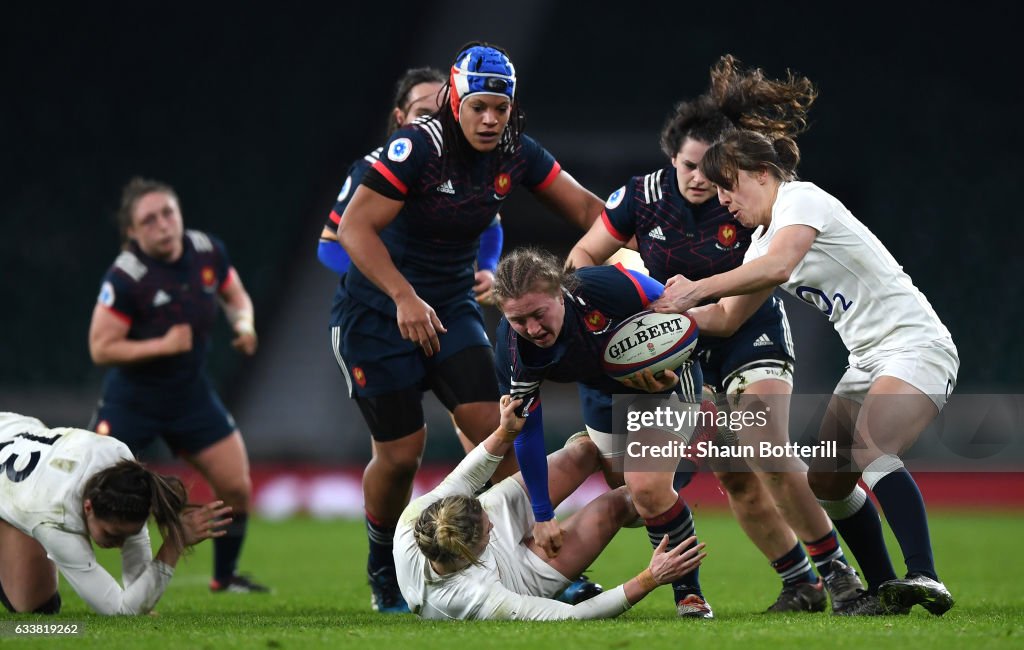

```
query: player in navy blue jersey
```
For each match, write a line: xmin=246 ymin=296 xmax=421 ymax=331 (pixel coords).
xmin=334 ymin=42 xmax=604 ymax=613
xmin=568 ymin=55 xmax=864 ymax=614
xmin=318 ymin=67 xmax=505 ymax=613
xmin=491 ymin=247 xmax=715 ymax=619
xmin=87 ymin=177 xmax=268 ymax=595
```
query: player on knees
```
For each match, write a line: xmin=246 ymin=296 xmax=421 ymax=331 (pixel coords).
xmin=0 ymin=413 xmax=230 ymax=615
xmin=394 ymin=395 xmax=706 ymax=620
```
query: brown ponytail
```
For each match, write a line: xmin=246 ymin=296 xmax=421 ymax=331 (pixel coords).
xmin=83 ymin=459 xmax=190 ymax=554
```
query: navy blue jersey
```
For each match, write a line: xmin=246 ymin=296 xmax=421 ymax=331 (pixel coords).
xmin=95 ymin=230 xmax=231 ymax=391
xmin=346 ymin=117 xmax=560 ymax=314
xmin=495 ymin=265 xmax=659 ymax=412
xmin=602 ymin=167 xmax=751 ymax=284
xmin=323 ymin=147 xmax=382 ymax=234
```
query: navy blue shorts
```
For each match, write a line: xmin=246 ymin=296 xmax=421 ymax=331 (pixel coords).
xmin=332 ymin=296 xmax=493 ymax=399
xmin=697 ymin=296 xmax=795 ymax=392
xmin=578 ymin=360 xmax=704 ymax=433
xmin=90 ymin=377 xmax=236 ymax=456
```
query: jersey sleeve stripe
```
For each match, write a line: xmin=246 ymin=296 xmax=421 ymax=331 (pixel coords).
xmin=534 ymin=161 xmax=562 ymax=191
xmin=220 ymin=267 xmax=237 ymax=292
xmin=102 ymin=304 xmax=132 ymax=325
xmin=600 ymin=210 xmax=629 ymax=242
xmin=613 ymin=262 xmax=649 ymax=307
xmin=328 ymin=209 xmax=342 ymax=225
xmin=370 ymin=160 xmax=408 ymax=195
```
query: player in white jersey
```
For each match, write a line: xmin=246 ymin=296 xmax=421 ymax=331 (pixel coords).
xmin=394 ymin=396 xmax=706 ymax=620
xmin=0 ymin=413 xmax=231 ymax=615
xmin=654 ymin=130 xmax=958 ymax=616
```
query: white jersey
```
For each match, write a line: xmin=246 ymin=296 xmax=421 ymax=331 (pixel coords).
xmin=0 ymin=413 xmax=173 ymax=615
xmin=744 ymin=182 xmax=953 ymax=363
xmin=394 ymin=444 xmax=631 ymax=621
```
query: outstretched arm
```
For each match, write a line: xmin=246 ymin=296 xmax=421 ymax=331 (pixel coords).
xmin=534 ymin=171 xmax=604 ymax=231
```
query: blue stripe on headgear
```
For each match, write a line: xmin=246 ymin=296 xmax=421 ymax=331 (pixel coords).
xmin=449 ymin=46 xmax=516 ymax=119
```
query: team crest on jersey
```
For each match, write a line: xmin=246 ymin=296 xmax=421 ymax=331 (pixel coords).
xmin=336 ymin=175 xmax=353 ymax=202
xmin=388 ymin=138 xmax=413 ymax=162
xmin=98 ymin=281 xmax=115 ymax=307
xmin=96 ymin=420 xmax=110 ymax=436
xmin=716 ymin=223 xmax=738 ymax=249
xmin=606 ymin=186 xmax=626 ymax=210
xmin=201 ymin=266 xmax=217 ymax=292
xmin=353 ymin=366 xmax=367 ymax=388
xmin=583 ymin=309 xmax=609 ymax=333
xmin=494 ymin=173 xmax=511 ymax=197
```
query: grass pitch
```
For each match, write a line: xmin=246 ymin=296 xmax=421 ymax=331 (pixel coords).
xmin=6 ymin=510 xmax=1024 ymax=649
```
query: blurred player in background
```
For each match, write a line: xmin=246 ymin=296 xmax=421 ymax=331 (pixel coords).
xmin=88 ymin=177 xmax=268 ymax=594
xmin=492 ymin=247 xmax=715 ymax=618
xmin=569 ymin=56 xmax=863 ymax=614
xmin=0 ymin=412 xmax=230 ymax=615
xmin=395 ymin=395 xmax=706 ymax=620
xmin=334 ymin=42 xmax=604 ymax=612
xmin=657 ymin=128 xmax=959 ymax=616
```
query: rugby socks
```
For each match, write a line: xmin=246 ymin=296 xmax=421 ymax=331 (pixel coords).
xmin=365 ymin=511 xmax=397 ymax=573
xmin=213 ymin=513 xmax=248 ymax=583
xmin=867 ymin=465 xmax=939 ymax=581
xmin=771 ymin=542 xmax=818 ymax=586
xmin=819 ymin=486 xmax=898 ymax=593
xmin=645 ymin=493 xmax=702 ymax=601
xmin=804 ymin=529 xmax=845 ymax=579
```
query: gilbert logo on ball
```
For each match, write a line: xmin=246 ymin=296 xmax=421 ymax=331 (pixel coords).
xmin=602 ymin=310 xmax=699 ymax=381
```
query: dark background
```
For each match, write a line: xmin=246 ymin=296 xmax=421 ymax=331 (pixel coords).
xmin=2 ymin=2 xmax=1020 ymax=461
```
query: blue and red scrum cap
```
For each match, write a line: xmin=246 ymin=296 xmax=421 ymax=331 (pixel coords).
xmin=449 ymin=45 xmax=516 ymax=120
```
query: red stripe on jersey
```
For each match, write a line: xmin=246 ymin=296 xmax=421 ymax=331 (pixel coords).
xmin=534 ymin=161 xmax=562 ymax=191
xmin=371 ymin=160 xmax=408 ymax=195
xmin=220 ymin=267 xmax=237 ymax=292
xmin=329 ymin=210 xmax=342 ymax=225
xmin=601 ymin=210 xmax=629 ymax=242
xmin=613 ymin=262 xmax=649 ymax=307
xmin=102 ymin=304 xmax=132 ymax=326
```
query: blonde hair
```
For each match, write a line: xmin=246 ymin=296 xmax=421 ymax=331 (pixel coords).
xmin=413 ymin=495 xmax=486 ymax=567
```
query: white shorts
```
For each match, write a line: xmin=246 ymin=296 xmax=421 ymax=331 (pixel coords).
xmin=479 ymin=477 xmax=571 ymax=598
xmin=836 ymin=340 xmax=959 ymax=411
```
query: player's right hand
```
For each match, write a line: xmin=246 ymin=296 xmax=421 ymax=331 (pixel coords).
xmin=163 ymin=323 xmax=193 ymax=355
xmin=498 ymin=394 xmax=525 ymax=441
xmin=395 ymin=293 xmax=447 ymax=357
xmin=181 ymin=500 xmax=233 ymax=546
xmin=532 ymin=519 xmax=563 ymax=559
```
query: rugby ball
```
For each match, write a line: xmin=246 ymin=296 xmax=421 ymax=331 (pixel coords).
xmin=602 ymin=310 xmax=699 ymax=381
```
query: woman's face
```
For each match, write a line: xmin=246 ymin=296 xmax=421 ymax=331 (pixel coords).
xmin=458 ymin=94 xmax=511 ymax=152
xmin=672 ymin=137 xmax=714 ymax=205
xmin=716 ymin=169 xmax=777 ymax=229
xmin=83 ymin=499 xmax=146 ymax=549
xmin=128 ymin=191 xmax=185 ymax=261
xmin=499 ymin=288 xmax=565 ymax=349
xmin=394 ymin=81 xmax=444 ymax=126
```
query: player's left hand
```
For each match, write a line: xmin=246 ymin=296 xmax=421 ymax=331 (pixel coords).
xmin=474 ymin=270 xmax=496 ymax=305
xmin=620 ymin=368 xmax=679 ymax=392
xmin=498 ymin=394 xmax=525 ymax=441
xmin=181 ymin=500 xmax=234 ymax=546
xmin=231 ymin=331 xmax=258 ymax=356
xmin=652 ymin=274 xmax=701 ymax=314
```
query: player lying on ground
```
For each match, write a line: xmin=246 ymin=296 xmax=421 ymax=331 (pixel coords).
xmin=394 ymin=395 xmax=705 ymax=620
xmin=0 ymin=413 xmax=230 ymax=615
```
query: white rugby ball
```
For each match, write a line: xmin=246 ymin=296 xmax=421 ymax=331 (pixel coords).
xmin=602 ymin=310 xmax=699 ymax=381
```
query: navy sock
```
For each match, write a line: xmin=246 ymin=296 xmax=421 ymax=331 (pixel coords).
xmin=366 ymin=512 xmax=397 ymax=573
xmin=832 ymin=499 xmax=898 ymax=593
xmin=871 ymin=469 xmax=938 ymax=581
xmin=805 ymin=528 xmax=846 ymax=579
xmin=645 ymin=494 xmax=701 ymax=602
xmin=213 ymin=512 xmax=248 ymax=582
xmin=772 ymin=541 xmax=817 ymax=586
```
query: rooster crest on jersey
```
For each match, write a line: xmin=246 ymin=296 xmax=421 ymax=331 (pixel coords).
xmin=602 ymin=310 xmax=699 ymax=381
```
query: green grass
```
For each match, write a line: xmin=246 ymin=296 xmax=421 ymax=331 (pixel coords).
xmin=6 ymin=511 xmax=1024 ymax=649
